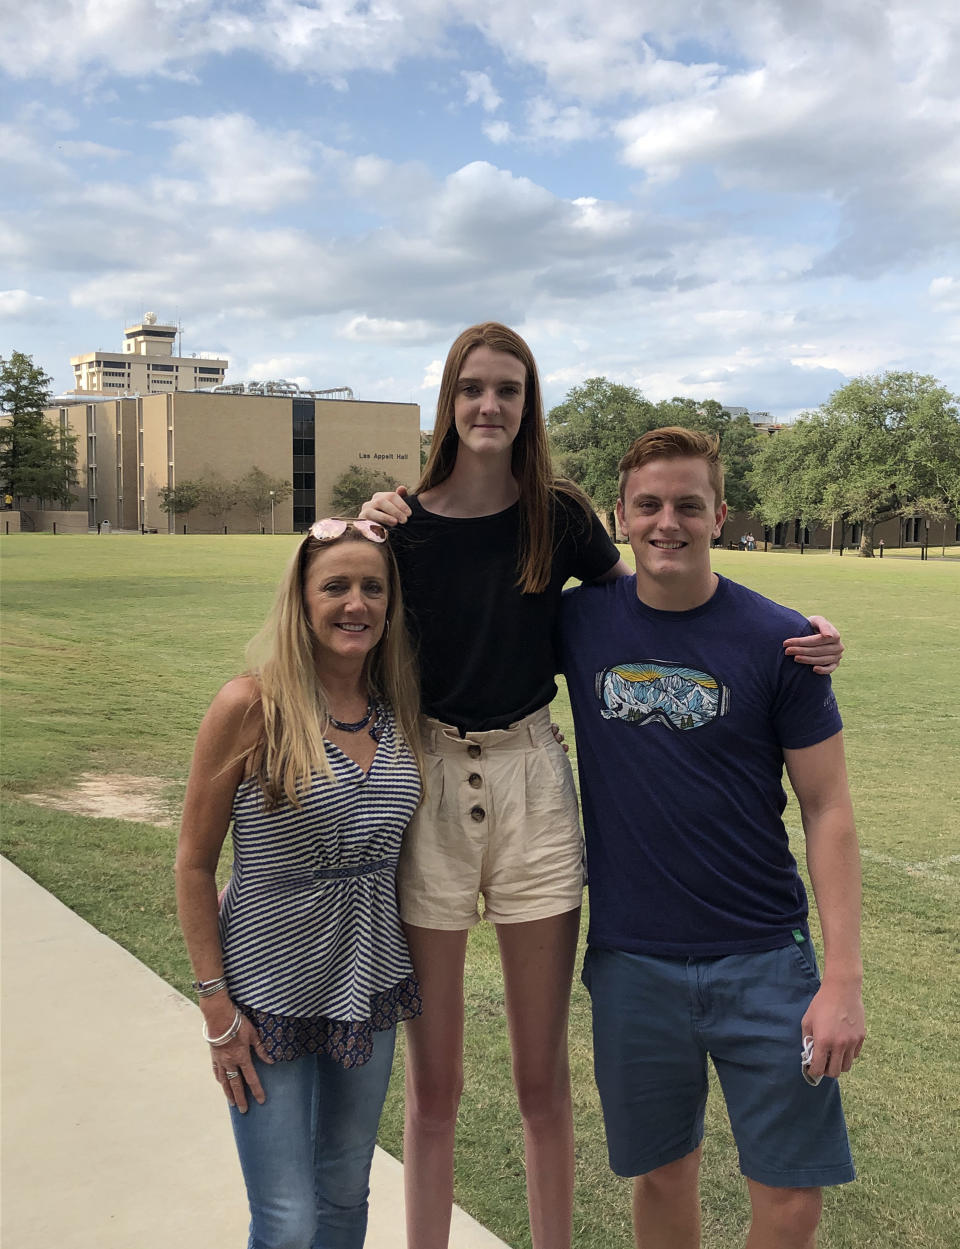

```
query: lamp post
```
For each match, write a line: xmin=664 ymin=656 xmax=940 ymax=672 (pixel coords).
xmin=269 ymin=490 xmax=275 ymax=535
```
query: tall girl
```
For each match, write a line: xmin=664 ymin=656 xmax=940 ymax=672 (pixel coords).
xmin=361 ymin=322 xmax=841 ymax=1249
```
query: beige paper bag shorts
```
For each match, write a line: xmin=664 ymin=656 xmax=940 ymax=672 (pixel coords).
xmin=397 ymin=706 xmax=585 ymax=929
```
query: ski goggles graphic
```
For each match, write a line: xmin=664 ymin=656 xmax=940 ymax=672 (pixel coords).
xmin=595 ymin=661 xmax=730 ymax=731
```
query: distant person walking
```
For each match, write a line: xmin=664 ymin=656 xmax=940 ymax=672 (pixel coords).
xmin=175 ymin=519 xmax=423 ymax=1249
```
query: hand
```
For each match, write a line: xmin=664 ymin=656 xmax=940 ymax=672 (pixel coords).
xmin=550 ymin=722 xmax=570 ymax=754
xmin=358 ymin=485 xmax=411 ymax=527
xmin=783 ymin=615 xmax=844 ymax=674
xmin=207 ymin=1010 xmax=272 ymax=1113
xmin=800 ymin=978 xmax=865 ymax=1081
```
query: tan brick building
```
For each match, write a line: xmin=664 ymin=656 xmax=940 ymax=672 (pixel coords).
xmin=44 ymin=390 xmax=420 ymax=533
xmin=69 ymin=314 xmax=227 ymax=395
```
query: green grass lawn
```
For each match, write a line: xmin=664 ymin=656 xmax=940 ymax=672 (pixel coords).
xmin=2 ymin=533 xmax=958 ymax=1247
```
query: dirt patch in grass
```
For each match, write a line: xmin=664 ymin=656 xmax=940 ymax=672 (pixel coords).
xmin=23 ymin=772 xmax=175 ymax=827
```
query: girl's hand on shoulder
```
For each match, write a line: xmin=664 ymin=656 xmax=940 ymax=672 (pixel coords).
xmin=208 ymin=1009 xmax=272 ymax=1113
xmin=783 ymin=615 xmax=844 ymax=675
xmin=359 ymin=485 xmax=411 ymax=526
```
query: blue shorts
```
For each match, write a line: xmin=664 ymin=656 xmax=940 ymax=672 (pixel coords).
xmin=582 ymin=942 xmax=855 ymax=1188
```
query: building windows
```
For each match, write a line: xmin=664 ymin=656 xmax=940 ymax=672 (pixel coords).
xmin=198 ymin=366 xmax=222 ymax=375
xmin=149 ymin=364 xmax=174 ymax=372
xmin=292 ymin=399 xmax=316 ymax=529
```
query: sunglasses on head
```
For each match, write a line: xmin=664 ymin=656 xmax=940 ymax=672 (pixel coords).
xmin=308 ymin=517 xmax=387 ymax=544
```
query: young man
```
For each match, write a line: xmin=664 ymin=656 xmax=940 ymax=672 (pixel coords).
xmin=559 ymin=428 xmax=864 ymax=1249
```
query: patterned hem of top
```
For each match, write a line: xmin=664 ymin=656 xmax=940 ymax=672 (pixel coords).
xmin=239 ymin=975 xmax=422 ymax=1068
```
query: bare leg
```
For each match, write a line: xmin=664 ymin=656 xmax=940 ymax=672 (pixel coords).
xmin=402 ymin=924 xmax=469 ymax=1249
xmin=632 ymin=1146 xmax=702 ymax=1249
xmin=497 ymin=908 xmax=580 ymax=1249
xmin=745 ymin=1181 xmax=822 ymax=1249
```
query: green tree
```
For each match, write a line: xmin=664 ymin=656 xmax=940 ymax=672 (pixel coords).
xmin=547 ymin=379 xmax=762 ymax=516
xmin=158 ymin=481 xmax=203 ymax=516
xmin=650 ymin=398 xmax=762 ymax=515
xmin=0 ymin=351 xmax=78 ymax=508
xmin=547 ymin=378 xmax=657 ymax=513
xmin=195 ymin=472 xmax=239 ymax=523
xmin=236 ymin=467 xmax=292 ymax=530
xmin=750 ymin=372 xmax=960 ymax=555
xmin=330 ymin=465 xmax=398 ymax=516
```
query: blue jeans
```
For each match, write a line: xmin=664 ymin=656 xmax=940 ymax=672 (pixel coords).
xmin=229 ymin=1028 xmax=396 ymax=1249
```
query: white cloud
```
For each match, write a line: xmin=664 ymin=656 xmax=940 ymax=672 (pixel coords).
xmin=522 ymin=97 xmax=600 ymax=145
xmin=0 ymin=0 xmax=452 ymax=82
xmin=421 ymin=360 xmax=443 ymax=388
xmin=482 ymin=120 xmax=513 ymax=144
xmin=339 ymin=152 xmax=432 ymax=219
xmin=4 ymin=1 xmax=958 ymax=413
xmin=17 ymin=102 xmax=77 ymax=131
xmin=339 ymin=316 xmax=435 ymax=343
xmin=462 ymin=71 xmax=501 ymax=113
xmin=0 ymin=289 xmax=48 ymax=320
xmin=153 ymin=114 xmax=315 ymax=212
xmin=56 ymin=140 xmax=127 ymax=160
xmin=929 ymin=277 xmax=960 ymax=311
xmin=0 ymin=122 xmax=71 ymax=187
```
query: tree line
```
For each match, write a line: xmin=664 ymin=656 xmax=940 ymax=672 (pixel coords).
xmin=160 ymin=465 xmax=398 ymax=527
xmin=159 ymin=470 xmax=293 ymax=530
xmin=4 ymin=350 xmax=958 ymax=553
xmin=547 ymin=373 xmax=960 ymax=556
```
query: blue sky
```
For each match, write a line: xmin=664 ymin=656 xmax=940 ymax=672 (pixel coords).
xmin=2 ymin=1 xmax=958 ymax=425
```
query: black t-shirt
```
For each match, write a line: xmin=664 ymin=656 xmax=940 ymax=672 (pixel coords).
xmin=391 ymin=490 xmax=619 ymax=731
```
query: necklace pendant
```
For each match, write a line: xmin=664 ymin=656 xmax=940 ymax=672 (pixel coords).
xmin=329 ymin=699 xmax=374 ymax=734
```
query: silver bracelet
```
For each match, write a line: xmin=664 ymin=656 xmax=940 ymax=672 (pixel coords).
xmin=203 ymin=1009 xmax=242 ymax=1047
xmin=193 ymin=975 xmax=228 ymax=998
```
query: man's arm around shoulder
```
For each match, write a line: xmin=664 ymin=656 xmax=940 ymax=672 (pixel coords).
xmin=784 ymin=732 xmax=866 ymax=1081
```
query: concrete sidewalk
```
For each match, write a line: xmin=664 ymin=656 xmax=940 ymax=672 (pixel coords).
xmin=1 ymin=858 xmax=510 ymax=1249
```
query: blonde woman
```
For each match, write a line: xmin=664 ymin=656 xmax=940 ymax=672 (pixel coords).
xmin=361 ymin=323 xmax=844 ymax=1249
xmin=176 ymin=519 xmax=422 ymax=1249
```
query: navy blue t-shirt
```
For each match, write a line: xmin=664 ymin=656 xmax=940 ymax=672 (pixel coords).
xmin=559 ymin=574 xmax=843 ymax=957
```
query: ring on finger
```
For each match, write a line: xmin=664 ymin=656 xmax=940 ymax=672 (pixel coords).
xmin=224 ymin=1070 xmax=240 ymax=1080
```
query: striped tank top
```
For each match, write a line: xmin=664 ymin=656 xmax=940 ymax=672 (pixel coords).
xmin=219 ymin=704 xmax=421 ymax=1066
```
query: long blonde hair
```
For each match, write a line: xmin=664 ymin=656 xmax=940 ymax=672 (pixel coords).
xmin=418 ymin=321 xmax=591 ymax=593
xmin=245 ymin=528 xmax=422 ymax=807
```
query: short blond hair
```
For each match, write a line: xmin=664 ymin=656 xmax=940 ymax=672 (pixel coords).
xmin=618 ymin=426 xmax=724 ymax=507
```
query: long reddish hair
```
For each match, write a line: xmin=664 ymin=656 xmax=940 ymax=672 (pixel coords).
xmin=418 ymin=322 xmax=589 ymax=593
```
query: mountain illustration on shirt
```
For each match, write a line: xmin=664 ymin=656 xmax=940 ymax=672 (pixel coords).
xmin=595 ymin=662 xmax=730 ymax=731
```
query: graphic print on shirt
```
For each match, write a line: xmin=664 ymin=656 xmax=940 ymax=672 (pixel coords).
xmin=595 ymin=661 xmax=730 ymax=731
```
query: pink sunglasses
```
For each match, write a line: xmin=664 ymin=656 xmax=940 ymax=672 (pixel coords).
xmin=309 ymin=517 xmax=387 ymax=544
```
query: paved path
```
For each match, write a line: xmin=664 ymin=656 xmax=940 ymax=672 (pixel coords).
xmin=1 ymin=858 xmax=510 ymax=1248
